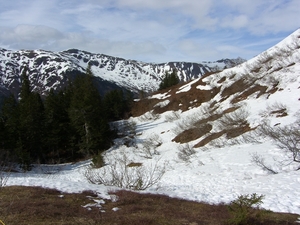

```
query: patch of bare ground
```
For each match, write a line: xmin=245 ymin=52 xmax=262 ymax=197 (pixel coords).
xmin=231 ymin=84 xmax=268 ymax=104
xmin=130 ymin=97 xmax=161 ymax=117
xmin=270 ymin=108 xmax=288 ymax=117
xmin=131 ymin=73 xmax=221 ymax=117
xmin=0 ymin=186 xmax=297 ymax=225
xmin=172 ymin=124 xmax=213 ymax=143
xmin=221 ymin=78 xmax=248 ymax=99
xmin=154 ymin=79 xmax=220 ymax=114
xmin=217 ymin=76 xmax=226 ymax=84
xmin=173 ymin=107 xmax=240 ymax=144
xmin=194 ymin=131 xmax=226 ymax=148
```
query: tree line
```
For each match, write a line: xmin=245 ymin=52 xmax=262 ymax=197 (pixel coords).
xmin=0 ymin=65 xmax=132 ymax=170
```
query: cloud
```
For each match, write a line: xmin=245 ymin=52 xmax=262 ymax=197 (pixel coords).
xmin=221 ymin=15 xmax=249 ymax=29
xmin=0 ymin=0 xmax=299 ymax=62
xmin=0 ymin=25 xmax=63 ymax=49
xmin=217 ymin=0 xmax=300 ymax=35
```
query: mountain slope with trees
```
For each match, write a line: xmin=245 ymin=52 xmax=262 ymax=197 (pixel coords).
xmin=0 ymin=65 xmax=132 ymax=169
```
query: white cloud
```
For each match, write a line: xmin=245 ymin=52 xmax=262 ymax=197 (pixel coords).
xmin=221 ymin=15 xmax=249 ymax=29
xmin=0 ymin=25 xmax=63 ymax=49
xmin=0 ymin=0 xmax=299 ymax=62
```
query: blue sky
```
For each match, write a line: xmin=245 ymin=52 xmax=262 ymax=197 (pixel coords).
xmin=0 ymin=0 xmax=299 ymax=63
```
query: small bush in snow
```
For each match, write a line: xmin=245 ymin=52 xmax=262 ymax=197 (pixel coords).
xmin=139 ymin=111 xmax=160 ymax=122
xmin=177 ymin=144 xmax=196 ymax=162
xmin=250 ymin=152 xmax=278 ymax=174
xmin=0 ymin=162 xmax=11 ymax=188
xmin=173 ymin=116 xmax=199 ymax=135
xmin=259 ymin=102 xmax=287 ymax=118
xmin=258 ymin=121 xmax=300 ymax=170
xmin=84 ymin=152 xmax=166 ymax=190
xmin=218 ymin=107 xmax=249 ymax=130
xmin=165 ymin=111 xmax=181 ymax=122
xmin=140 ymin=134 xmax=162 ymax=159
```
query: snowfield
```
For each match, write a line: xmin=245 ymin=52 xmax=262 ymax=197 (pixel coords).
xmin=5 ymin=28 xmax=300 ymax=217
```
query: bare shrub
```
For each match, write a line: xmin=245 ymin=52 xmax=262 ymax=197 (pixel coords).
xmin=140 ymin=134 xmax=162 ymax=159
xmin=173 ymin=115 xmax=199 ymax=135
xmin=250 ymin=152 xmax=278 ymax=174
xmin=177 ymin=144 xmax=196 ymax=162
xmin=0 ymin=163 xmax=10 ymax=188
xmin=259 ymin=102 xmax=287 ymax=118
xmin=259 ymin=121 xmax=300 ymax=170
xmin=217 ymin=107 xmax=249 ymax=130
xmin=165 ymin=111 xmax=181 ymax=122
xmin=84 ymin=152 xmax=167 ymax=190
xmin=256 ymin=51 xmax=273 ymax=64
xmin=139 ymin=111 xmax=160 ymax=122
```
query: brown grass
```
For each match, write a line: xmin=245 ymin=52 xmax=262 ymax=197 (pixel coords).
xmin=0 ymin=186 xmax=298 ymax=225
xmin=231 ymin=84 xmax=268 ymax=104
xmin=172 ymin=124 xmax=212 ymax=143
xmin=130 ymin=75 xmax=221 ymax=117
xmin=194 ymin=130 xmax=227 ymax=148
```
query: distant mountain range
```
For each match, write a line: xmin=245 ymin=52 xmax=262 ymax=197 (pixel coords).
xmin=0 ymin=47 xmax=245 ymax=100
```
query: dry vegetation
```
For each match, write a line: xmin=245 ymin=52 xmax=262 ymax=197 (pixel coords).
xmin=131 ymin=74 xmax=221 ymax=117
xmin=0 ymin=186 xmax=298 ymax=225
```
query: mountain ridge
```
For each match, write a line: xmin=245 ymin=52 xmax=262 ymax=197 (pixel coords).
xmin=0 ymin=47 xmax=245 ymax=99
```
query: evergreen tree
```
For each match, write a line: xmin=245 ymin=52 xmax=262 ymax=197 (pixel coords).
xmin=103 ymin=89 xmax=131 ymax=121
xmin=44 ymin=89 xmax=73 ymax=162
xmin=0 ymin=94 xmax=19 ymax=151
xmin=159 ymin=69 xmax=180 ymax=90
xmin=68 ymin=65 xmax=111 ymax=157
xmin=18 ymin=68 xmax=45 ymax=167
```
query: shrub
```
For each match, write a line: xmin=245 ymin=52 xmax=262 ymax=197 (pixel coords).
xmin=91 ymin=152 xmax=105 ymax=168
xmin=227 ymin=193 xmax=265 ymax=225
xmin=250 ymin=152 xmax=278 ymax=174
xmin=177 ymin=144 xmax=196 ymax=162
xmin=165 ymin=111 xmax=181 ymax=122
xmin=140 ymin=134 xmax=162 ymax=159
xmin=84 ymin=152 xmax=167 ymax=190
xmin=0 ymin=165 xmax=10 ymax=189
xmin=218 ymin=107 xmax=249 ymax=130
xmin=139 ymin=111 xmax=160 ymax=122
xmin=259 ymin=121 xmax=300 ymax=170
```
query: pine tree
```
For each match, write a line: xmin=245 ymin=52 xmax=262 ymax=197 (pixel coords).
xmin=159 ymin=69 xmax=180 ymax=90
xmin=44 ymin=89 xmax=73 ymax=162
xmin=0 ymin=94 xmax=19 ymax=151
xmin=69 ymin=65 xmax=111 ymax=157
xmin=18 ymin=68 xmax=45 ymax=168
xmin=103 ymin=89 xmax=129 ymax=121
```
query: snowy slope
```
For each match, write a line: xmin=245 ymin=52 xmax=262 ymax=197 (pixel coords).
xmin=5 ymin=29 xmax=300 ymax=216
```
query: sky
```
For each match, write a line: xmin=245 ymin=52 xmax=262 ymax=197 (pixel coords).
xmin=0 ymin=0 xmax=299 ymax=63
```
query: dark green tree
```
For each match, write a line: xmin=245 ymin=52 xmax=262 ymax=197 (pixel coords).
xmin=44 ymin=89 xmax=74 ymax=162
xmin=18 ymin=68 xmax=45 ymax=168
xmin=68 ymin=65 xmax=112 ymax=157
xmin=0 ymin=94 xmax=19 ymax=151
xmin=159 ymin=69 xmax=180 ymax=90
xmin=103 ymin=89 xmax=132 ymax=121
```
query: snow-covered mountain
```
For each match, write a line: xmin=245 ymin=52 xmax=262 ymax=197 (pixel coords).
xmin=0 ymin=47 xmax=244 ymax=98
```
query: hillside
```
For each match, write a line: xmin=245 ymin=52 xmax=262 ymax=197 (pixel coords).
xmin=4 ymin=27 xmax=300 ymax=221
